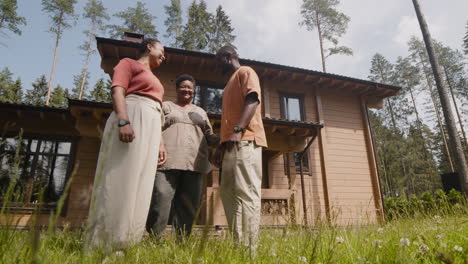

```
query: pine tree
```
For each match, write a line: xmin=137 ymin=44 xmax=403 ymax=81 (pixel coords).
xmin=71 ymin=69 xmax=90 ymax=99
xmin=407 ymin=36 xmax=456 ymax=173
xmin=164 ymin=0 xmax=183 ymax=48
xmin=0 ymin=67 xmax=22 ymax=102
xmin=24 ymin=75 xmax=48 ymax=105
xmin=49 ymin=84 xmax=69 ymax=107
xmin=300 ymin=0 xmax=352 ymax=72
xmin=42 ymin=0 xmax=77 ymax=105
xmin=412 ymin=0 xmax=468 ymax=193
xmin=0 ymin=0 xmax=26 ymax=37
xmin=435 ymin=42 xmax=468 ymax=149
xmin=50 ymin=85 xmax=70 ymax=107
xmin=464 ymin=20 xmax=468 ymax=55
xmin=180 ymin=0 xmax=212 ymax=51
xmin=78 ymin=0 xmax=109 ymax=99
xmin=89 ymin=77 xmax=111 ymax=102
xmin=108 ymin=1 xmax=157 ymax=39
xmin=207 ymin=5 xmax=235 ymax=53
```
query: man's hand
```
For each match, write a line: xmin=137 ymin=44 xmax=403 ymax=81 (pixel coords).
xmin=119 ymin=124 xmax=135 ymax=143
xmin=158 ymin=142 xmax=167 ymax=166
xmin=213 ymin=144 xmax=225 ymax=168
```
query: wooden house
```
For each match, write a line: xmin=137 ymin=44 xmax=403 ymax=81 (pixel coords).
xmin=0 ymin=33 xmax=399 ymax=228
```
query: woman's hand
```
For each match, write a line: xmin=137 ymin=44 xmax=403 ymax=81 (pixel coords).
xmin=158 ymin=141 xmax=167 ymax=166
xmin=119 ymin=124 xmax=135 ymax=143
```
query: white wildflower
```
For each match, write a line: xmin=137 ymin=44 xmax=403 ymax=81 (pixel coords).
xmin=269 ymin=251 xmax=277 ymax=257
xmin=433 ymin=215 xmax=441 ymax=219
xmin=336 ymin=236 xmax=345 ymax=244
xmin=435 ymin=234 xmax=443 ymax=240
xmin=298 ymin=256 xmax=307 ymax=262
xmin=453 ymin=245 xmax=463 ymax=252
xmin=377 ymin=227 xmax=384 ymax=234
xmin=373 ymin=239 xmax=383 ymax=248
xmin=400 ymin=238 xmax=410 ymax=247
xmin=418 ymin=244 xmax=430 ymax=253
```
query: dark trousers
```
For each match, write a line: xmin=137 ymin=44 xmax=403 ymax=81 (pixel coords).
xmin=146 ymin=170 xmax=202 ymax=238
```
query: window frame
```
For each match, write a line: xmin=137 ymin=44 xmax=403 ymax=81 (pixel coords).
xmin=0 ymin=133 xmax=77 ymax=213
xmin=192 ymin=81 xmax=224 ymax=114
xmin=279 ymin=93 xmax=310 ymax=173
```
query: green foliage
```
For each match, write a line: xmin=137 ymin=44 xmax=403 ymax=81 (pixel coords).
xmin=0 ymin=0 xmax=26 ymax=36
xmin=164 ymin=0 xmax=183 ymax=48
xmin=179 ymin=0 xmax=212 ymax=51
xmin=24 ymin=75 xmax=48 ymax=105
xmin=464 ymin=20 xmax=468 ymax=55
xmin=70 ymin=69 xmax=90 ymax=99
xmin=49 ymin=84 xmax=69 ymax=107
xmin=300 ymin=0 xmax=353 ymax=68
xmin=207 ymin=5 xmax=236 ymax=53
xmin=384 ymin=189 xmax=465 ymax=220
xmin=89 ymin=77 xmax=111 ymax=102
xmin=41 ymin=0 xmax=77 ymax=38
xmin=108 ymin=1 xmax=157 ymax=39
xmin=0 ymin=67 xmax=22 ymax=103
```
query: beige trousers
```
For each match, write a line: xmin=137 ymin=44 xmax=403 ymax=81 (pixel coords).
xmin=220 ymin=141 xmax=262 ymax=247
xmin=86 ymin=95 xmax=162 ymax=249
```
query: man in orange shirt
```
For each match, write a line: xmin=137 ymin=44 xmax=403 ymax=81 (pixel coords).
xmin=214 ymin=46 xmax=267 ymax=249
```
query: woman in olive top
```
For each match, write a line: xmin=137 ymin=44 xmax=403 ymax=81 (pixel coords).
xmin=146 ymin=74 xmax=218 ymax=239
xmin=86 ymin=38 xmax=166 ymax=250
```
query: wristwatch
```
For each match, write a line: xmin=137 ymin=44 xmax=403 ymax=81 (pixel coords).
xmin=233 ymin=125 xmax=245 ymax=133
xmin=118 ymin=120 xmax=131 ymax=127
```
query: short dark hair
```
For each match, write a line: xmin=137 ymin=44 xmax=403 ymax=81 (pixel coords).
xmin=216 ymin=45 xmax=238 ymax=59
xmin=175 ymin=74 xmax=196 ymax=88
xmin=138 ymin=38 xmax=161 ymax=57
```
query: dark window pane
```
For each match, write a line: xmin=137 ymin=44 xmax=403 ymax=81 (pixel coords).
xmin=294 ymin=152 xmax=309 ymax=172
xmin=193 ymin=85 xmax=223 ymax=113
xmin=0 ymin=136 xmax=73 ymax=206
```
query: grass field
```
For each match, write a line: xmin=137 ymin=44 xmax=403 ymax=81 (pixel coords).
xmin=0 ymin=214 xmax=466 ymax=264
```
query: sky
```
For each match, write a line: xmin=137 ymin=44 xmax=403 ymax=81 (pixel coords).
xmin=0 ymin=0 xmax=467 ymax=95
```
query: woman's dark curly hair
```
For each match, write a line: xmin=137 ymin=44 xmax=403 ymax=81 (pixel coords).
xmin=138 ymin=38 xmax=161 ymax=57
xmin=175 ymin=74 xmax=196 ymax=89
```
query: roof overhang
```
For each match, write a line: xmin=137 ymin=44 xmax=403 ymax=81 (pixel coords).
xmin=68 ymin=99 xmax=322 ymax=152
xmin=96 ymin=36 xmax=400 ymax=105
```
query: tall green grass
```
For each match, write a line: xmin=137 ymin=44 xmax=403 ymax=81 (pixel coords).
xmin=1 ymin=131 xmax=467 ymax=263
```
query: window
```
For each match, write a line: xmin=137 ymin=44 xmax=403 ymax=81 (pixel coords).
xmin=193 ymin=84 xmax=224 ymax=113
xmin=280 ymin=94 xmax=309 ymax=172
xmin=0 ymin=135 xmax=74 ymax=208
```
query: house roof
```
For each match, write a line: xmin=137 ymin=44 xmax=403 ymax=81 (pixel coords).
xmin=0 ymin=100 xmax=68 ymax=113
xmin=96 ymin=37 xmax=400 ymax=98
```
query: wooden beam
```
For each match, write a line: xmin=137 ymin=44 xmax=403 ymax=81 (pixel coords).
xmin=314 ymin=87 xmax=331 ymax=222
xmin=114 ymin=46 xmax=120 ymax=59
xmin=262 ymin=77 xmax=271 ymax=118
xmin=197 ymin=58 xmax=206 ymax=72
xmin=360 ymin=97 xmax=385 ymax=223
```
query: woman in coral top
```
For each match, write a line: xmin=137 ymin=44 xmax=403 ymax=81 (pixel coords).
xmin=86 ymin=38 xmax=166 ymax=250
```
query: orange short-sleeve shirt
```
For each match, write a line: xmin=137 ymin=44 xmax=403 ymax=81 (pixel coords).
xmin=220 ymin=66 xmax=267 ymax=147
xmin=111 ymin=58 xmax=164 ymax=103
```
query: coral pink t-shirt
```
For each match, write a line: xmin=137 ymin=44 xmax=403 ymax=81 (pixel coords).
xmin=111 ymin=58 xmax=164 ymax=103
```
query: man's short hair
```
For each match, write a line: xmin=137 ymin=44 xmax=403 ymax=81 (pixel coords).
xmin=175 ymin=74 xmax=196 ymax=88
xmin=216 ymin=45 xmax=238 ymax=59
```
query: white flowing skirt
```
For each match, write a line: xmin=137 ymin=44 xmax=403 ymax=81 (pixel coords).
xmin=86 ymin=94 xmax=162 ymax=249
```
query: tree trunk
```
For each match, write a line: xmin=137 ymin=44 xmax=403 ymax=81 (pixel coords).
xmin=443 ymin=67 xmax=468 ymax=150
xmin=412 ymin=0 xmax=468 ymax=194
xmin=315 ymin=11 xmax=326 ymax=73
xmin=79 ymin=23 xmax=96 ymax=100
xmin=46 ymin=13 xmax=63 ymax=105
xmin=418 ymin=52 xmax=455 ymax=172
